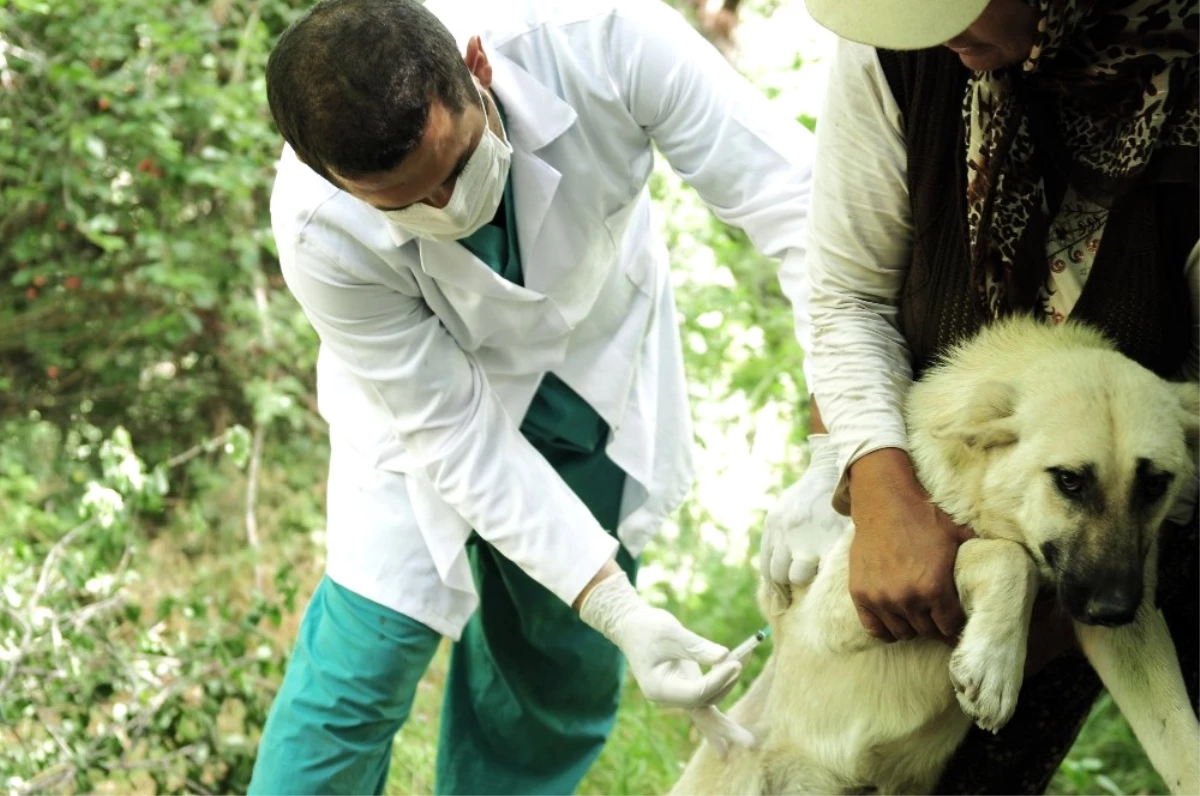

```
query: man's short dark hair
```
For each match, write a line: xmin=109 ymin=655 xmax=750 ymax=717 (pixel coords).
xmin=266 ymin=0 xmax=477 ymax=183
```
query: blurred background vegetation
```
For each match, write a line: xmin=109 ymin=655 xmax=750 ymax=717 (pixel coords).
xmin=0 ymin=0 xmax=1164 ymax=793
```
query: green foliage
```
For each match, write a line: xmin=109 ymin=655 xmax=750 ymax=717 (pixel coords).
xmin=1051 ymin=695 xmax=1168 ymax=796
xmin=0 ymin=0 xmax=315 ymax=462
xmin=0 ymin=420 xmax=295 ymax=795
xmin=1 ymin=1 xmax=321 ymax=793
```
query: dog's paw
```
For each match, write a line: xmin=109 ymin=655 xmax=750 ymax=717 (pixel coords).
xmin=948 ymin=632 xmax=1024 ymax=734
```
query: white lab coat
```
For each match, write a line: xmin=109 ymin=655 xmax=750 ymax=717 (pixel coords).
xmin=271 ymin=0 xmax=814 ymax=639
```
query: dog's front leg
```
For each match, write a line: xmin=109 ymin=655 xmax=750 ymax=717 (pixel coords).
xmin=948 ymin=538 xmax=1038 ymax=733
xmin=1076 ymin=606 xmax=1199 ymax=795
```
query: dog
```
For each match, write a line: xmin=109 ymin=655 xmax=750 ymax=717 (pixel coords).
xmin=671 ymin=316 xmax=1200 ymax=795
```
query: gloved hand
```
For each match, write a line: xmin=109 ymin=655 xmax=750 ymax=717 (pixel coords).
xmin=759 ymin=433 xmax=848 ymax=609
xmin=579 ymin=571 xmax=743 ymax=709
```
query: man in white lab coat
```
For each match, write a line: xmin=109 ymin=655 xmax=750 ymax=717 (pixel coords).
xmin=250 ymin=0 xmax=813 ymax=792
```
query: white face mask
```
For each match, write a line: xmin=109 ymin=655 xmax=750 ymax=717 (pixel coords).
xmin=384 ymin=81 xmax=512 ymax=242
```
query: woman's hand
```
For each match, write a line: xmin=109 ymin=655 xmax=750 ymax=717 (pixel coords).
xmin=847 ymin=448 xmax=974 ymax=644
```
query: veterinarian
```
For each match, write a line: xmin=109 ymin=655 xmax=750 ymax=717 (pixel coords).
xmin=760 ymin=0 xmax=1198 ymax=791
xmin=250 ymin=0 xmax=814 ymax=793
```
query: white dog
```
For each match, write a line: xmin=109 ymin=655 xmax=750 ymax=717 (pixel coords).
xmin=672 ymin=316 xmax=1200 ymax=795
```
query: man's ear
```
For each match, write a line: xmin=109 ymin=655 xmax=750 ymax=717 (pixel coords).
xmin=932 ymin=380 xmax=1019 ymax=450
xmin=1172 ymin=381 xmax=1200 ymax=461
xmin=464 ymin=36 xmax=493 ymax=88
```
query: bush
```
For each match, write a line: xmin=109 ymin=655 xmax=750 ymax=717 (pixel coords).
xmin=2 ymin=1 xmax=317 ymax=792
xmin=0 ymin=420 xmax=297 ymax=795
xmin=1 ymin=0 xmax=314 ymax=460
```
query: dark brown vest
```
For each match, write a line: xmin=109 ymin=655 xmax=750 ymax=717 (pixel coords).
xmin=875 ymin=47 xmax=1197 ymax=379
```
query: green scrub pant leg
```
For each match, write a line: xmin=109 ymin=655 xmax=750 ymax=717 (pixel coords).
xmin=435 ymin=544 xmax=637 ymax=795
xmin=248 ymin=575 xmax=441 ymax=796
xmin=435 ymin=444 xmax=633 ymax=796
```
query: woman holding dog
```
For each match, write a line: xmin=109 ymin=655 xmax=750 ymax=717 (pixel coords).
xmin=763 ymin=0 xmax=1198 ymax=791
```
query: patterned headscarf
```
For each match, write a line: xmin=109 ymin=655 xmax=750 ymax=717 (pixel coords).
xmin=964 ymin=0 xmax=1199 ymax=318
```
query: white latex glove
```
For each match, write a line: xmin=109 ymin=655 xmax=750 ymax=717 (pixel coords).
xmin=685 ymin=625 xmax=767 ymax=757
xmin=760 ymin=433 xmax=848 ymax=606
xmin=579 ymin=571 xmax=743 ymax=709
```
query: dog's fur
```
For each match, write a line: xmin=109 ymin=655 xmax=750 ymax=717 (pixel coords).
xmin=672 ymin=317 xmax=1200 ymax=795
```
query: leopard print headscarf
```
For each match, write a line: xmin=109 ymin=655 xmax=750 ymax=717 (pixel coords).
xmin=964 ymin=0 xmax=1199 ymax=319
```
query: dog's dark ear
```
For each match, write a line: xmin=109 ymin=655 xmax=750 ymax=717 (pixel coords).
xmin=1172 ymin=381 xmax=1200 ymax=461
xmin=933 ymin=380 xmax=1019 ymax=450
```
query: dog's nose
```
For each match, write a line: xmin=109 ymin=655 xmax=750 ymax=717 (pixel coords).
xmin=1081 ymin=586 xmax=1140 ymax=627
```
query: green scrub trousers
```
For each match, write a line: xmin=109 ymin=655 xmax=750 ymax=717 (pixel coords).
xmin=250 ymin=99 xmax=635 ymax=796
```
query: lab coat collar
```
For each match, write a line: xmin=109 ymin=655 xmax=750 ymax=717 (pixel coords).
xmin=487 ymin=48 xmax=577 ymax=154
xmin=488 ymin=51 xmax=572 ymax=287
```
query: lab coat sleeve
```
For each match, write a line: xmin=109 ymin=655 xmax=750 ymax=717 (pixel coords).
xmin=797 ymin=40 xmax=916 ymax=514
xmin=604 ymin=1 xmax=814 ymax=358
xmin=279 ymin=231 xmax=618 ymax=607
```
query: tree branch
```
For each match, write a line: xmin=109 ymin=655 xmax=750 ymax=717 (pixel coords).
xmin=164 ymin=431 xmax=229 ymax=469
xmin=0 ymin=519 xmax=94 ymax=700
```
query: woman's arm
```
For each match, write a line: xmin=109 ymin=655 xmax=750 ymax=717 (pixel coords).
xmin=802 ymin=41 xmax=971 ymax=643
xmin=803 ymin=39 xmax=915 ymax=511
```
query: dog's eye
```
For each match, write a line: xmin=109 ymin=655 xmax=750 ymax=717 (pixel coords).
xmin=1141 ymin=472 xmax=1173 ymax=501
xmin=1052 ymin=468 xmax=1084 ymax=496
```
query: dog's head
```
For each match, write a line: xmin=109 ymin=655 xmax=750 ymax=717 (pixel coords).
xmin=910 ymin=327 xmax=1198 ymax=628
